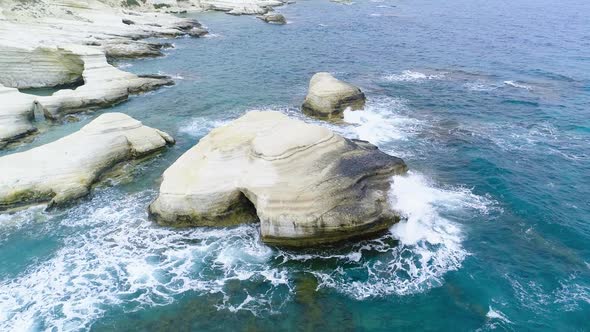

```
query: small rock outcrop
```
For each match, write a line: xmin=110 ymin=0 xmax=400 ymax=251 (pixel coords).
xmin=302 ymin=72 xmax=366 ymax=120
xmin=257 ymin=13 xmax=287 ymax=24
xmin=149 ymin=111 xmax=407 ymax=247
xmin=0 ymin=113 xmax=174 ymax=210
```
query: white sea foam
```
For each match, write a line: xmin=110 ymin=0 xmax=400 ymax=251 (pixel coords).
xmin=0 ymin=173 xmax=496 ymax=330
xmin=505 ymin=271 xmax=590 ymax=315
xmin=276 ymin=171 xmax=493 ymax=300
xmin=178 ymin=117 xmax=232 ymax=137
xmin=486 ymin=306 xmax=512 ymax=323
xmin=342 ymin=101 xmax=419 ymax=143
xmin=338 ymin=98 xmax=424 ymax=158
xmin=0 ymin=205 xmax=49 ymax=233
xmin=464 ymin=81 xmax=499 ymax=92
xmin=157 ymin=71 xmax=184 ymax=80
xmin=0 ymin=191 xmax=291 ymax=331
xmin=269 ymin=97 xmax=423 ymax=157
xmin=384 ymin=70 xmax=445 ymax=83
xmin=503 ymin=80 xmax=532 ymax=90
xmin=117 ymin=62 xmax=133 ymax=69
xmin=464 ymin=120 xmax=587 ymax=162
xmin=554 ymin=274 xmax=590 ymax=311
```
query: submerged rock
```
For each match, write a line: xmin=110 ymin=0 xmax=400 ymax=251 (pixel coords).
xmin=257 ymin=13 xmax=287 ymax=24
xmin=149 ymin=111 xmax=407 ymax=247
xmin=0 ymin=113 xmax=174 ymax=210
xmin=302 ymin=72 xmax=366 ymax=120
xmin=103 ymin=40 xmax=172 ymax=59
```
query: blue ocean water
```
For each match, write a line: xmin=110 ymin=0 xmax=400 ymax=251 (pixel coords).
xmin=1 ymin=0 xmax=589 ymax=330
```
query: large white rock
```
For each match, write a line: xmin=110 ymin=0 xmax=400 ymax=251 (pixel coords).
xmin=302 ymin=72 xmax=366 ymax=120
xmin=0 ymin=84 xmax=36 ymax=148
xmin=149 ymin=111 xmax=407 ymax=247
xmin=0 ymin=113 xmax=174 ymax=210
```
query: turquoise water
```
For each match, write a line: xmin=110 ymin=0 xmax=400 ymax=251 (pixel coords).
xmin=2 ymin=0 xmax=590 ymax=330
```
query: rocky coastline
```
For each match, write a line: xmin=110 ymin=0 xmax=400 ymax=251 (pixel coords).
xmin=0 ymin=0 xmax=409 ymax=247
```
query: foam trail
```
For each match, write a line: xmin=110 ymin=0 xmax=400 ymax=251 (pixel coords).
xmin=464 ymin=81 xmax=499 ymax=92
xmin=486 ymin=307 xmax=512 ymax=323
xmin=503 ymin=80 xmax=532 ymax=90
xmin=383 ymin=70 xmax=445 ymax=82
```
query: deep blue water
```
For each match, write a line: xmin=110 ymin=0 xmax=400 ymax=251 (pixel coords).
xmin=1 ymin=0 xmax=589 ymax=330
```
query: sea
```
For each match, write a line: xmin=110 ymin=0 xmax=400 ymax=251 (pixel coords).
xmin=1 ymin=0 xmax=589 ymax=330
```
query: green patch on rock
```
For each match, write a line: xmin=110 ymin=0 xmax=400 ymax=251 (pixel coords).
xmin=121 ymin=0 xmax=141 ymax=7
xmin=0 ymin=189 xmax=50 ymax=211
xmin=154 ymin=3 xmax=171 ymax=9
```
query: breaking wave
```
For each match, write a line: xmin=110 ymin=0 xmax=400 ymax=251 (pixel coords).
xmin=280 ymin=171 xmax=493 ymax=299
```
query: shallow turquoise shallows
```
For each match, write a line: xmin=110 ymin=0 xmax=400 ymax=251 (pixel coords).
xmin=1 ymin=0 xmax=589 ymax=330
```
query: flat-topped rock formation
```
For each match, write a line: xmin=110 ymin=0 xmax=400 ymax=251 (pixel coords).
xmin=0 ymin=113 xmax=174 ymax=210
xmin=33 ymin=46 xmax=174 ymax=120
xmin=149 ymin=111 xmax=407 ymax=247
xmin=302 ymin=72 xmax=366 ymax=120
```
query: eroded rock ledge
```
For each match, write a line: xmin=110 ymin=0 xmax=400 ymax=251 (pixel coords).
xmin=149 ymin=111 xmax=407 ymax=247
xmin=0 ymin=113 xmax=174 ymax=210
xmin=32 ymin=46 xmax=174 ymax=120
